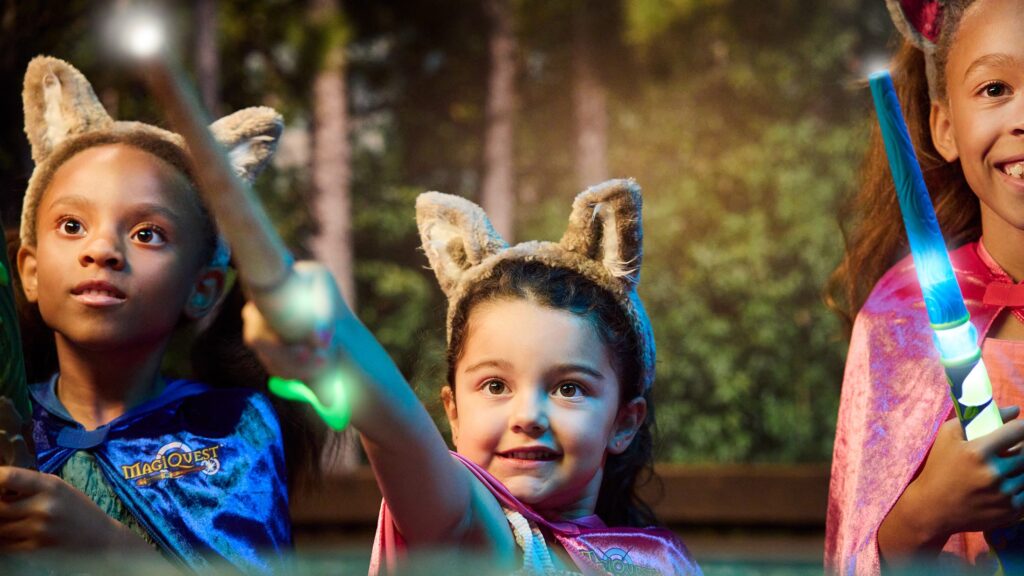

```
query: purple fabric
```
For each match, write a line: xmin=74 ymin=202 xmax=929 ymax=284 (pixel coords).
xmin=826 ymin=241 xmax=1017 ymax=574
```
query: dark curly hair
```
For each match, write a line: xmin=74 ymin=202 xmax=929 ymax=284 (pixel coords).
xmin=446 ymin=259 xmax=658 ymax=527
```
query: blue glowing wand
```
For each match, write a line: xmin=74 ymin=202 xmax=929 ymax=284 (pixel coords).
xmin=869 ymin=71 xmax=1002 ymax=440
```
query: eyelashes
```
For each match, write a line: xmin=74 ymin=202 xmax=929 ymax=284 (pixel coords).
xmin=53 ymin=215 xmax=170 ymax=246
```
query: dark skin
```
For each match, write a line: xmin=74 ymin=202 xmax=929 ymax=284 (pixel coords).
xmin=1 ymin=145 xmax=222 ymax=554
xmin=879 ymin=0 xmax=1024 ymax=563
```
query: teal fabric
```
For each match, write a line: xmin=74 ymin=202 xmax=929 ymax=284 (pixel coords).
xmin=58 ymin=451 xmax=156 ymax=548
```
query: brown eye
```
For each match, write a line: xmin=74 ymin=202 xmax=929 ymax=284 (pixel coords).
xmin=557 ymin=383 xmax=580 ymax=397
xmin=61 ymin=219 xmax=83 ymax=235
xmin=984 ymin=82 xmax=1009 ymax=97
xmin=131 ymin=226 xmax=166 ymax=245
xmin=485 ymin=380 xmax=507 ymax=395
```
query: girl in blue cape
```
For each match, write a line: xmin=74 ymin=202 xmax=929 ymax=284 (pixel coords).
xmin=0 ymin=56 xmax=322 ymax=573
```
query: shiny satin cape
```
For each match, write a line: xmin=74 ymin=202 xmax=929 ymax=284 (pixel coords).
xmin=31 ymin=376 xmax=291 ymax=573
xmin=826 ymin=241 xmax=1024 ymax=574
xmin=369 ymin=451 xmax=701 ymax=575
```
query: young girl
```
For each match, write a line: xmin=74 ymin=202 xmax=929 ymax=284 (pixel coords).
xmin=827 ymin=0 xmax=1024 ymax=572
xmin=244 ymin=179 xmax=701 ymax=573
xmin=0 ymin=56 xmax=316 ymax=573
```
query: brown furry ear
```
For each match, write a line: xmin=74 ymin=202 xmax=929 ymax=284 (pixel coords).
xmin=22 ymin=56 xmax=113 ymax=164
xmin=209 ymin=107 xmax=283 ymax=183
xmin=416 ymin=192 xmax=508 ymax=298
xmin=560 ymin=179 xmax=643 ymax=286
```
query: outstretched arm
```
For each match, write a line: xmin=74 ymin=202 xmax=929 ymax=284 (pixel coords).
xmin=242 ymin=262 xmax=512 ymax=554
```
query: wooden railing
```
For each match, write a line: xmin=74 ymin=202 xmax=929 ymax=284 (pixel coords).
xmin=291 ymin=463 xmax=830 ymax=528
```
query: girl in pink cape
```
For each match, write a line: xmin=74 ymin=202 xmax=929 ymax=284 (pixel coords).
xmin=244 ymin=180 xmax=700 ymax=574
xmin=827 ymin=0 xmax=1024 ymax=572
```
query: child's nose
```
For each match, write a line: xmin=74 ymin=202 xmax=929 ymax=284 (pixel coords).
xmin=510 ymin=391 xmax=549 ymax=435
xmin=1012 ymin=98 xmax=1024 ymax=136
xmin=79 ymin=234 xmax=125 ymax=270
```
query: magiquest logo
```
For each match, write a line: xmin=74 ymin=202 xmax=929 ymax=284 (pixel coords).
xmin=580 ymin=548 xmax=659 ymax=576
xmin=121 ymin=441 xmax=222 ymax=487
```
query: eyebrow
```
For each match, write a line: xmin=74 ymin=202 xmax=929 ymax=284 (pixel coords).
xmin=46 ymin=195 xmax=183 ymax=224
xmin=963 ymin=53 xmax=1023 ymax=81
xmin=120 ymin=202 xmax=185 ymax=225
xmin=462 ymin=359 xmax=514 ymax=373
xmin=461 ymin=359 xmax=605 ymax=381
xmin=546 ymin=363 xmax=605 ymax=380
xmin=45 ymin=193 xmax=92 ymax=213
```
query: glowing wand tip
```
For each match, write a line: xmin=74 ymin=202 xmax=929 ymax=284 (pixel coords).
xmin=110 ymin=8 xmax=167 ymax=59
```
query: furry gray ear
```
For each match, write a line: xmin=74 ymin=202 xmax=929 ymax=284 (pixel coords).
xmin=416 ymin=192 xmax=508 ymax=298
xmin=560 ymin=179 xmax=643 ymax=286
xmin=209 ymin=107 xmax=283 ymax=183
xmin=884 ymin=0 xmax=944 ymax=100
xmin=22 ymin=56 xmax=113 ymax=165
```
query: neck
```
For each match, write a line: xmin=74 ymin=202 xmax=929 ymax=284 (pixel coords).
xmin=53 ymin=334 xmax=170 ymax=430
xmin=981 ymin=210 xmax=1024 ymax=281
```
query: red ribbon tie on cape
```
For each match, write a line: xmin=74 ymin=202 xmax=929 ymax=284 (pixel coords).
xmin=983 ymin=282 xmax=1024 ymax=308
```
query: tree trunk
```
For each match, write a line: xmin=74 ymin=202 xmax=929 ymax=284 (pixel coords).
xmin=194 ymin=0 xmax=220 ymax=117
xmin=480 ymin=0 xmax=517 ymax=241
xmin=308 ymin=0 xmax=359 ymax=474
xmin=572 ymin=2 xmax=608 ymax=189
xmin=309 ymin=0 xmax=355 ymax=308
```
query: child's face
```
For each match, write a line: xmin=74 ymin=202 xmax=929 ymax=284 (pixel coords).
xmin=17 ymin=144 xmax=222 ymax=351
xmin=444 ymin=298 xmax=645 ymax=517
xmin=932 ymin=0 xmax=1024 ymax=235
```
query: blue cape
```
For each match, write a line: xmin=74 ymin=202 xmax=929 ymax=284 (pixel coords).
xmin=31 ymin=376 xmax=291 ymax=573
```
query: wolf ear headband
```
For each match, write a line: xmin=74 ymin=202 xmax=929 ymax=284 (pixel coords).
xmin=416 ymin=178 xmax=657 ymax=394
xmin=885 ymin=0 xmax=946 ymax=99
xmin=21 ymin=56 xmax=283 ymax=267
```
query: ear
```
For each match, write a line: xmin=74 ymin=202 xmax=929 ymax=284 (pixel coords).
xmin=884 ymin=0 xmax=943 ymax=50
xmin=183 ymin=267 xmax=226 ymax=320
xmin=22 ymin=56 xmax=113 ymax=165
xmin=416 ymin=192 xmax=508 ymax=298
xmin=560 ymin=179 xmax=643 ymax=286
xmin=607 ymin=396 xmax=647 ymax=455
xmin=930 ymin=101 xmax=960 ymax=163
xmin=209 ymin=107 xmax=284 ymax=183
xmin=441 ymin=385 xmax=460 ymax=447
xmin=16 ymin=245 xmax=39 ymax=304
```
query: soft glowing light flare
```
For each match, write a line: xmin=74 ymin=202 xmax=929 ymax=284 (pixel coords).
xmin=109 ymin=7 xmax=167 ymax=59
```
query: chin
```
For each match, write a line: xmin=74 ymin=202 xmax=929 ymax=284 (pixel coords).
xmin=502 ymin=478 xmax=550 ymax=505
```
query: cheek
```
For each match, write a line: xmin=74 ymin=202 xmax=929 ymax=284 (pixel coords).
xmin=559 ymin=406 xmax=617 ymax=458
xmin=454 ymin=400 xmax=503 ymax=451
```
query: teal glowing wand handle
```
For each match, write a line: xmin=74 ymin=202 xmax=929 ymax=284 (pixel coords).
xmin=869 ymin=70 xmax=1001 ymax=440
xmin=115 ymin=12 xmax=350 ymax=429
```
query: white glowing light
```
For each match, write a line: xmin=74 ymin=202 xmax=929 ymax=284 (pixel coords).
xmin=110 ymin=9 xmax=167 ymax=59
xmin=862 ymin=52 xmax=892 ymax=78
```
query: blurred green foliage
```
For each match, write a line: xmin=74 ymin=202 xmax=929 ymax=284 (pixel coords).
xmin=0 ymin=0 xmax=895 ymax=463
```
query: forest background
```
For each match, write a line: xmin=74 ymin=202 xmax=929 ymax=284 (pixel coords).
xmin=0 ymin=0 xmax=896 ymax=465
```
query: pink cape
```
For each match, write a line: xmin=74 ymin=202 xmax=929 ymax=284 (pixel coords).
xmin=826 ymin=241 xmax=1020 ymax=574
xmin=369 ymin=452 xmax=702 ymax=575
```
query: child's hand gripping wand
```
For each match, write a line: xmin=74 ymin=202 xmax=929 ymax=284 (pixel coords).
xmin=114 ymin=13 xmax=350 ymax=430
xmin=869 ymin=71 xmax=1002 ymax=440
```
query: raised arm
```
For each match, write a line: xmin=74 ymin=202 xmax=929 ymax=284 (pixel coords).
xmin=242 ymin=262 xmax=512 ymax=554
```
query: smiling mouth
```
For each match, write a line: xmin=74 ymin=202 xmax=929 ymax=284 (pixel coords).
xmin=999 ymin=160 xmax=1024 ymax=179
xmin=497 ymin=449 xmax=562 ymax=462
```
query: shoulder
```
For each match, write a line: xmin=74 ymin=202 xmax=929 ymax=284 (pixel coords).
xmin=177 ymin=385 xmax=283 ymax=445
xmin=856 ymin=241 xmax=989 ymax=335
